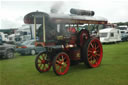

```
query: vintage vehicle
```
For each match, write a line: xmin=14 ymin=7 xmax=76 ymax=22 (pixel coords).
xmin=24 ymin=8 xmax=107 ymax=75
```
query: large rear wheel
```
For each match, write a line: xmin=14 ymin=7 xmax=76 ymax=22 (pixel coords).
xmin=82 ymin=38 xmax=103 ymax=68
xmin=35 ymin=52 xmax=52 ymax=73
xmin=53 ymin=52 xmax=70 ymax=75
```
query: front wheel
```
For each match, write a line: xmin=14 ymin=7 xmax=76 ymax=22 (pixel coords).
xmin=35 ymin=52 xmax=52 ymax=73
xmin=53 ymin=52 xmax=70 ymax=75
xmin=82 ymin=38 xmax=103 ymax=68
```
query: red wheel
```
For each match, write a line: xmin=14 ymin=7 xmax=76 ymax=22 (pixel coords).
xmin=53 ymin=52 xmax=70 ymax=75
xmin=35 ymin=52 xmax=52 ymax=72
xmin=77 ymin=29 xmax=90 ymax=47
xmin=82 ymin=38 xmax=103 ymax=68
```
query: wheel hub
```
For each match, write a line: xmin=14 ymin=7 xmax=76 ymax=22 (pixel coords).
xmin=93 ymin=51 xmax=96 ymax=54
xmin=41 ymin=60 xmax=46 ymax=64
xmin=92 ymin=49 xmax=97 ymax=57
xmin=61 ymin=62 xmax=65 ymax=65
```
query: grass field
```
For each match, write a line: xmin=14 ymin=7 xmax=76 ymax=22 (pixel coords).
xmin=0 ymin=42 xmax=128 ymax=85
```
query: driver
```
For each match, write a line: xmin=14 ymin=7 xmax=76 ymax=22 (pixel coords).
xmin=37 ymin=23 xmax=57 ymax=42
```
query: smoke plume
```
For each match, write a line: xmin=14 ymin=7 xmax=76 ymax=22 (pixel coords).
xmin=50 ymin=1 xmax=64 ymax=13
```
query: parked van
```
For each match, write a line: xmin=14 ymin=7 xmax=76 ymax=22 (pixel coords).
xmin=99 ymin=28 xmax=121 ymax=43
xmin=117 ymin=25 xmax=128 ymax=41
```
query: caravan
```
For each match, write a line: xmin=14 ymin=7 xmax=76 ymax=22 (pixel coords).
xmin=99 ymin=28 xmax=121 ymax=43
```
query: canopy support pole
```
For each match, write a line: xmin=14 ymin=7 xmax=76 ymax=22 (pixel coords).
xmin=43 ymin=15 xmax=46 ymax=42
xmin=34 ymin=16 xmax=37 ymax=41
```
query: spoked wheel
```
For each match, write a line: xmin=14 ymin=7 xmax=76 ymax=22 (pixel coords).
xmin=77 ymin=29 xmax=90 ymax=47
xmin=35 ymin=52 xmax=52 ymax=73
xmin=82 ymin=38 xmax=103 ymax=68
xmin=53 ymin=52 xmax=70 ymax=75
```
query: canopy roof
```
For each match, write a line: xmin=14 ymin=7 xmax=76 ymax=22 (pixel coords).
xmin=24 ymin=11 xmax=107 ymax=24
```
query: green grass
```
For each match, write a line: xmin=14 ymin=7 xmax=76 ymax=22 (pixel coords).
xmin=0 ymin=42 xmax=128 ymax=85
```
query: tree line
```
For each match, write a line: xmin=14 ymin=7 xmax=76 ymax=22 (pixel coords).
xmin=114 ymin=22 xmax=128 ymax=26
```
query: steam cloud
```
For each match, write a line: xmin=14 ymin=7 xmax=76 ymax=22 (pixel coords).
xmin=50 ymin=1 xmax=64 ymax=13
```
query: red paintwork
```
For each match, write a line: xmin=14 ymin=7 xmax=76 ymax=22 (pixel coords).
xmin=69 ymin=36 xmax=77 ymax=44
xmin=80 ymin=30 xmax=89 ymax=47
xmin=68 ymin=27 xmax=76 ymax=33
xmin=68 ymin=48 xmax=81 ymax=60
xmin=87 ymin=38 xmax=103 ymax=67
xmin=21 ymin=46 xmax=27 ymax=48
xmin=54 ymin=53 xmax=70 ymax=75
xmin=35 ymin=42 xmax=56 ymax=47
xmin=35 ymin=42 xmax=45 ymax=47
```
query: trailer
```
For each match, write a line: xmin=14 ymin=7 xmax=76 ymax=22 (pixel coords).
xmin=24 ymin=8 xmax=107 ymax=75
xmin=99 ymin=28 xmax=121 ymax=43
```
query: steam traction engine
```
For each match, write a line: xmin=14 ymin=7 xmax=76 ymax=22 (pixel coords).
xmin=24 ymin=8 xmax=107 ymax=75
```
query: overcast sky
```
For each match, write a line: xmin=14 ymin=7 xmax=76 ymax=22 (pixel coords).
xmin=0 ymin=0 xmax=128 ymax=29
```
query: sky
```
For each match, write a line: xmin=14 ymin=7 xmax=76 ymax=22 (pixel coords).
xmin=0 ymin=0 xmax=128 ymax=29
